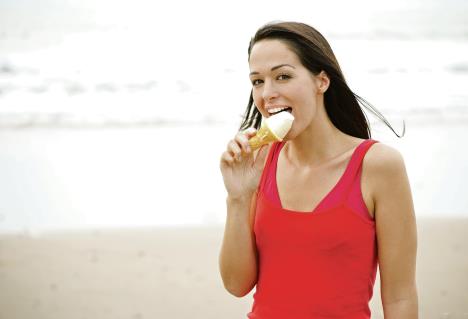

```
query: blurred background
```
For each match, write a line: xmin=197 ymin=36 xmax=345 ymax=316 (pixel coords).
xmin=0 ymin=0 xmax=467 ymax=318
xmin=1 ymin=0 xmax=468 ymax=232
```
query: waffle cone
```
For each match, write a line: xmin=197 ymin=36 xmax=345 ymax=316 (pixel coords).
xmin=248 ymin=124 xmax=281 ymax=151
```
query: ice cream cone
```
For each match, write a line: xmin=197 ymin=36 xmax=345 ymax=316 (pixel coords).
xmin=248 ymin=123 xmax=280 ymax=151
xmin=248 ymin=111 xmax=294 ymax=151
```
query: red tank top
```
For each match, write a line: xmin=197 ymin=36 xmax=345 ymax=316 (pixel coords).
xmin=247 ymin=139 xmax=379 ymax=319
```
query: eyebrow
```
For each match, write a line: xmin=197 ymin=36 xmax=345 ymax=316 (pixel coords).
xmin=249 ymin=64 xmax=296 ymax=76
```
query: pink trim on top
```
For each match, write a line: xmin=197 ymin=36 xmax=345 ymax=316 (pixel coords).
xmin=259 ymin=139 xmax=378 ymax=221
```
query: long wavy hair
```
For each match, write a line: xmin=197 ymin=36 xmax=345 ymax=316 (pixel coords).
xmin=240 ymin=21 xmax=404 ymax=139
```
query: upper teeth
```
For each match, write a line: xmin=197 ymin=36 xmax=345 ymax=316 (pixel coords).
xmin=268 ymin=107 xmax=289 ymax=114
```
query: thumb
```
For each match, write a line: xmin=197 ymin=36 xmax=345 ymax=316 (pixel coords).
xmin=254 ymin=144 xmax=269 ymax=170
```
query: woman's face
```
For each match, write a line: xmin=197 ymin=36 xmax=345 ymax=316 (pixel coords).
xmin=248 ymin=39 xmax=328 ymax=139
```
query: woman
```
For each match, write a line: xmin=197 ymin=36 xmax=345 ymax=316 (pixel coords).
xmin=219 ymin=21 xmax=418 ymax=318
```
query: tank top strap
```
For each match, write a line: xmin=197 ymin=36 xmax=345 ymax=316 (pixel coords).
xmin=256 ymin=142 xmax=282 ymax=194
xmin=339 ymin=139 xmax=379 ymax=197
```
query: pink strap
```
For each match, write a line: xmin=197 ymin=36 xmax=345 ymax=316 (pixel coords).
xmin=340 ymin=139 xmax=379 ymax=197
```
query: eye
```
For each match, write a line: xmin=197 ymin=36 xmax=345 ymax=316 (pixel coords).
xmin=251 ymin=79 xmax=263 ymax=86
xmin=277 ymin=74 xmax=291 ymax=81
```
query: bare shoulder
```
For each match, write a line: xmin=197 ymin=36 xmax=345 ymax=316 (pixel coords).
xmin=363 ymin=142 xmax=406 ymax=176
xmin=362 ymin=141 xmax=410 ymax=206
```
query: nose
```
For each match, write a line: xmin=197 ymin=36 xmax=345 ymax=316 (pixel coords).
xmin=262 ymin=80 xmax=279 ymax=102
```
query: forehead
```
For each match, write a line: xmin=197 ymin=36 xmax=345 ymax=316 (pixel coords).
xmin=249 ymin=39 xmax=300 ymax=71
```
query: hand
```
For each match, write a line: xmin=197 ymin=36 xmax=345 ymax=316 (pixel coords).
xmin=220 ymin=128 xmax=269 ymax=199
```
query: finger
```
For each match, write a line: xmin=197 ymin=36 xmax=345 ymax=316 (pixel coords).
xmin=227 ymin=140 xmax=242 ymax=161
xmin=242 ymin=127 xmax=258 ymax=139
xmin=220 ymin=151 xmax=235 ymax=166
xmin=234 ymin=132 xmax=252 ymax=154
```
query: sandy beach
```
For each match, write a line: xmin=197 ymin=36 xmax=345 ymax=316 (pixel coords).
xmin=0 ymin=217 xmax=467 ymax=319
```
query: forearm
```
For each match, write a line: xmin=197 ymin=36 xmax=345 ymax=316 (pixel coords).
xmin=383 ymin=291 xmax=419 ymax=319
xmin=219 ymin=196 xmax=258 ymax=297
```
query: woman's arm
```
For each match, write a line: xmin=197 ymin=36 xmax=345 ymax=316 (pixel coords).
xmin=218 ymin=140 xmax=269 ymax=298
xmin=365 ymin=143 xmax=419 ymax=318
xmin=219 ymin=193 xmax=259 ymax=297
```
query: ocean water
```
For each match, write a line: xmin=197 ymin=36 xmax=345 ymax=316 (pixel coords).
xmin=0 ymin=0 xmax=467 ymax=233
xmin=1 ymin=0 xmax=468 ymax=126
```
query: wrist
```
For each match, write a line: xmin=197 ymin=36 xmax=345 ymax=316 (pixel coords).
xmin=226 ymin=193 xmax=254 ymax=206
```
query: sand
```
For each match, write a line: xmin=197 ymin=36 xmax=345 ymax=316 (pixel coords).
xmin=1 ymin=217 xmax=467 ymax=319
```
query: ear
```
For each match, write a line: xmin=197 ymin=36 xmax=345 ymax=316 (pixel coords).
xmin=316 ymin=70 xmax=330 ymax=94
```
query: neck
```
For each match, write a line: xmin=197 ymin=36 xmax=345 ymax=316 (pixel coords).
xmin=284 ymin=105 xmax=356 ymax=168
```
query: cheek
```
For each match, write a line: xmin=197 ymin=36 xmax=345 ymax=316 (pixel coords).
xmin=252 ymin=89 xmax=263 ymax=103
xmin=295 ymin=88 xmax=318 ymax=111
xmin=252 ymin=91 xmax=265 ymax=113
xmin=295 ymin=84 xmax=316 ymax=101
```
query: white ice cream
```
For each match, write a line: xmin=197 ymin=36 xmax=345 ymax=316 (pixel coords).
xmin=265 ymin=111 xmax=294 ymax=139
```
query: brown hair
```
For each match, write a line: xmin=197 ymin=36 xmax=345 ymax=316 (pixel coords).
xmin=240 ymin=21 xmax=404 ymax=138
